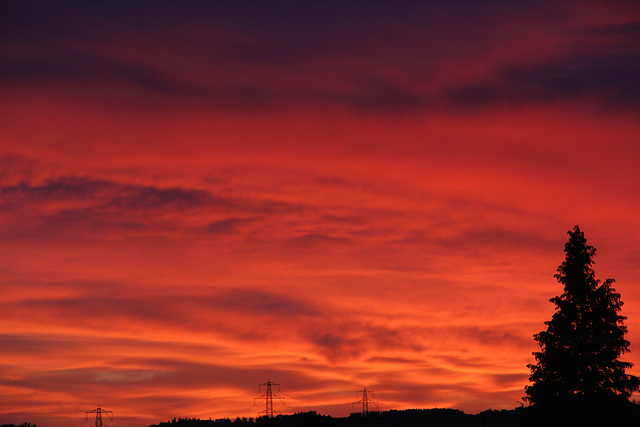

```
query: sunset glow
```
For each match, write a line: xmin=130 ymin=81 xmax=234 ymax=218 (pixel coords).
xmin=2 ymin=1 xmax=640 ymax=426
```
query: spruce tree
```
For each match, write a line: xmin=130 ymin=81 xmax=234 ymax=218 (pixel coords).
xmin=526 ymin=225 xmax=639 ymax=407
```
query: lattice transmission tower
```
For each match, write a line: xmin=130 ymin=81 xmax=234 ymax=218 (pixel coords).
xmin=353 ymin=388 xmax=378 ymax=417
xmin=255 ymin=379 xmax=284 ymax=417
xmin=85 ymin=406 xmax=113 ymax=427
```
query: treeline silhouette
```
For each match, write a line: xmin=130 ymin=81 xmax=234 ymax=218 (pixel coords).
xmin=150 ymin=409 xmax=517 ymax=427
xmin=148 ymin=405 xmax=640 ymax=427
xmin=8 ymin=402 xmax=640 ymax=427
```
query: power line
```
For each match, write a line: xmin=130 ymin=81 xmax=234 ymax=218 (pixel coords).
xmin=208 ymin=384 xmax=393 ymax=420
xmin=228 ymin=403 xmax=258 ymax=418
xmin=279 ymin=392 xmax=321 ymax=406
xmin=375 ymin=398 xmax=394 ymax=411
xmin=280 ymin=393 xmax=354 ymax=410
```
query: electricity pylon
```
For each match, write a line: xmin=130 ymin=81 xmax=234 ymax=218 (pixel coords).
xmin=353 ymin=388 xmax=378 ymax=417
xmin=255 ymin=379 xmax=283 ymax=417
xmin=85 ymin=406 xmax=113 ymax=427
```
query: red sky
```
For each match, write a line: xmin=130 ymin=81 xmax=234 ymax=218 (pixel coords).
xmin=2 ymin=1 xmax=640 ymax=425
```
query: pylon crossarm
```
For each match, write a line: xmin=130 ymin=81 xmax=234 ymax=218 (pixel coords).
xmin=84 ymin=406 xmax=113 ymax=427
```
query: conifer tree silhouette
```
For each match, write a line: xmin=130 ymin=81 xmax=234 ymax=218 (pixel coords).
xmin=526 ymin=226 xmax=639 ymax=408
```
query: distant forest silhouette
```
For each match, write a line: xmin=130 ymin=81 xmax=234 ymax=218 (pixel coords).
xmin=148 ymin=405 xmax=640 ymax=427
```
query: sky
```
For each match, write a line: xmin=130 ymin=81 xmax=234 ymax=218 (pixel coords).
xmin=2 ymin=0 xmax=640 ymax=425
